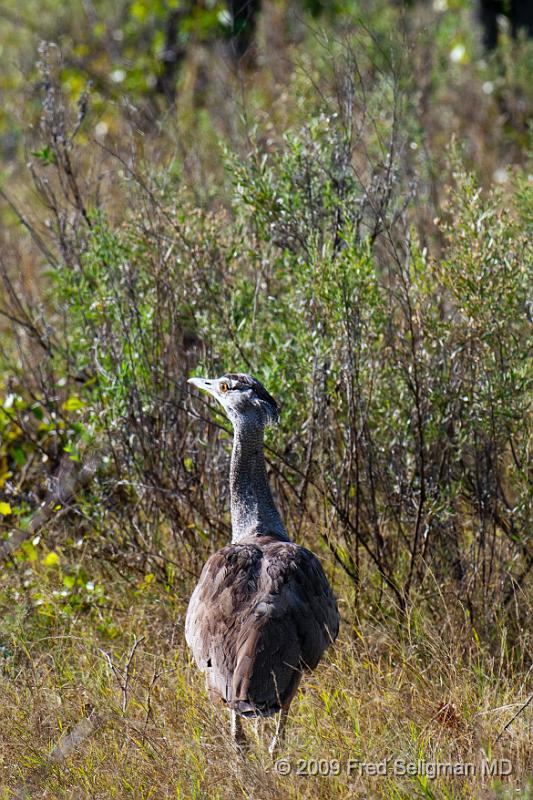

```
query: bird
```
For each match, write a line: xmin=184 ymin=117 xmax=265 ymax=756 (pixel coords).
xmin=185 ymin=372 xmax=339 ymax=753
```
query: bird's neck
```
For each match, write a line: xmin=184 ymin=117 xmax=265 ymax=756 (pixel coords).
xmin=230 ymin=419 xmax=289 ymax=544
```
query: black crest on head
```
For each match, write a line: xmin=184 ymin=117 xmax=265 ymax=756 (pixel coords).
xmin=225 ymin=373 xmax=279 ymax=423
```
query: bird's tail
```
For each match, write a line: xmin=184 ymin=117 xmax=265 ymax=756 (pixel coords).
xmin=231 ymin=699 xmax=281 ymax=718
xmin=229 ymin=620 xmax=302 ymax=717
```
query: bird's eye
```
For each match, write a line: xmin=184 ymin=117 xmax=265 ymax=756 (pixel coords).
xmin=219 ymin=382 xmax=229 ymax=394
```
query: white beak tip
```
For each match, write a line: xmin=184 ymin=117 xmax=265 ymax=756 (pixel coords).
xmin=187 ymin=377 xmax=213 ymax=391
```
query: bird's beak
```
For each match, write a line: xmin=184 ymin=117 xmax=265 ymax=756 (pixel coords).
xmin=187 ymin=377 xmax=215 ymax=396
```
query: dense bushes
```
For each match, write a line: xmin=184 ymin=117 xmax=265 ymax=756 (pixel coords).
xmin=0 ymin=34 xmax=531 ymax=653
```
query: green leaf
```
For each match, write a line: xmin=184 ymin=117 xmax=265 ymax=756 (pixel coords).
xmin=31 ymin=146 xmax=56 ymax=166
xmin=42 ymin=551 xmax=60 ymax=567
xmin=12 ymin=446 xmax=26 ymax=467
xmin=20 ymin=541 xmax=37 ymax=562
xmin=62 ymin=396 xmax=85 ymax=412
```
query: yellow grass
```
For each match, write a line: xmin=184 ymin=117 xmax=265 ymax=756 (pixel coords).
xmin=0 ymin=559 xmax=531 ymax=800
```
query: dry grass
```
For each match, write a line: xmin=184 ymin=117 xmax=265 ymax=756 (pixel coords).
xmin=1 ymin=558 xmax=531 ymax=800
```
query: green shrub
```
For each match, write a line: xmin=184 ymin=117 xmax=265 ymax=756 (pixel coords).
xmin=1 ymin=34 xmax=532 ymax=649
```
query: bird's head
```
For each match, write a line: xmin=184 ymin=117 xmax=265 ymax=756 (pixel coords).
xmin=187 ymin=373 xmax=279 ymax=428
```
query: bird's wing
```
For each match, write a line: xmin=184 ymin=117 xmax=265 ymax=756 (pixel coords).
xmin=230 ymin=539 xmax=339 ymax=712
xmin=290 ymin=544 xmax=340 ymax=668
xmin=185 ymin=537 xmax=339 ymax=714
xmin=256 ymin=539 xmax=339 ymax=670
xmin=184 ymin=541 xmax=264 ymax=672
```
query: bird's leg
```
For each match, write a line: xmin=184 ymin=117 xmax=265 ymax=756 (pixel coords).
xmin=268 ymin=693 xmax=297 ymax=755
xmin=268 ymin=706 xmax=290 ymax=756
xmin=268 ymin=674 xmax=302 ymax=755
xmin=230 ymin=710 xmax=248 ymax=751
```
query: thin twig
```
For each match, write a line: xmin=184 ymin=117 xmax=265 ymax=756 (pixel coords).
xmin=495 ymin=693 xmax=533 ymax=742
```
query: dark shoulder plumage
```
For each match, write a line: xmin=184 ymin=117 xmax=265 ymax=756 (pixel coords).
xmin=185 ymin=536 xmax=339 ymax=686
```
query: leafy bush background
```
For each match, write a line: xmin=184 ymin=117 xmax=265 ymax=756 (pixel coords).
xmin=0 ymin=1 xmax=532 ymax=797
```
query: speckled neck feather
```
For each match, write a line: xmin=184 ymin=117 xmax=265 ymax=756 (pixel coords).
xmin=230 ymin=418 xmax=289 ymax=543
